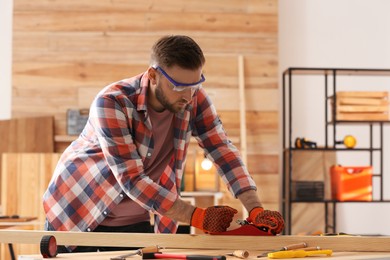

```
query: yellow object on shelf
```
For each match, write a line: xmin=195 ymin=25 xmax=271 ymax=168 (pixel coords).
xmin=268 ymin=249 xmax=333 ymax=259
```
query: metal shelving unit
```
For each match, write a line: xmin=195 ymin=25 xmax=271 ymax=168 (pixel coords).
xmin=282 ymin=67 xmax=390 ymax=235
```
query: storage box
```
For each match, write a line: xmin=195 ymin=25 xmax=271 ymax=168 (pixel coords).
xmin=331 ymin=91 xmax=389 ymax=121
xmin=291 ymin=181 xmax=324 ymax=201
xmin=330 ymin=165 xmax=372 ymax=201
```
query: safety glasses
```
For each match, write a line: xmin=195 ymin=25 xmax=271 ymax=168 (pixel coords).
xmin=153 ymin=65 xmax=205 ymax=92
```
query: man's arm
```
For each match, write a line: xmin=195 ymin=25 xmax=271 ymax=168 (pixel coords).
xmin=237 ymin=189 xmax=263 ymax=212
xmin=164 ymin=198 xmax=195 ymax=224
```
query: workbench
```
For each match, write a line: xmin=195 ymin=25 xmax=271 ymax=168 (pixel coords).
xmin=0 ymin=230 xmax=389 ymax=260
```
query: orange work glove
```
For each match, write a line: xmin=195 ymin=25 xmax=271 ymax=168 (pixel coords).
xmin=191 ymin=206 xmax=238 ymax=233
xmin=249 ymin=207 xmax=285 ymax=235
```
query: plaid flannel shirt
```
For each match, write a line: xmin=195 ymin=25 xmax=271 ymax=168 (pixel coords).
xmin=43 ymin=70 xmax=256 ymax=235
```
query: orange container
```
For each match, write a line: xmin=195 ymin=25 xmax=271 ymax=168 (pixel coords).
xmin=330 ymin=165 xmax=372 ymax=201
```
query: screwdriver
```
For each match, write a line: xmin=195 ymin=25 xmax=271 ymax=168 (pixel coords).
xmin=268 ymin=249 xmax=332 ymax=259
xmin=257 ymin=242 xmax=307 ymax=258
xmin=110 ymin=245 xmax=161 ymax=260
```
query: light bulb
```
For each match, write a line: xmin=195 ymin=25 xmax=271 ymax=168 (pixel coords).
xmin=201 ymin=158 xmax=213 ymax=171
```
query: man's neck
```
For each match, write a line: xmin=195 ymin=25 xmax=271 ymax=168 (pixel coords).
xmin=147 ymin=83 xmax=165 ymax=112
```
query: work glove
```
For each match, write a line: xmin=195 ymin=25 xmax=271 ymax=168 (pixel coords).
xmin=249 ymin=207 xmax=285 ymax=235
xmin=191 ymin=206 xmax=238 ymax=233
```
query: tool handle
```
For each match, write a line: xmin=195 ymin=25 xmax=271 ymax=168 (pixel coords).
xmin=140 ymin=245 xmax=161 ymax=254
xmin=282 ymin=242 xmax=307 ymax=250
xmin=231 ymin=250 xmax=249 ymax=259
xmin=187 ymin=255 xmax=226 ymax=260
xmin=143 ymin=253 xmax=226 ymax=260
xmin=268 ymin=249 xmax=332 ymax=259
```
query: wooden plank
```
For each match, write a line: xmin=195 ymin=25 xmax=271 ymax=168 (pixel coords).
xmin=12 ymin=32 xmax=277 ymax=54
xmin=247 ymin=154 xmax=278 ymax=174
xmin=1 ymin=230 xmax=390 ymax=252
xmin=337 ymin=91 xmax=388 ymax=99
xmin=0 ymin=117 xmax=54 ymax=153
xmin=1 ymin=153 xmax=61 ymax=224
xmin=337 ymin=105 xmax=388 ymax=113
xmin=14 ymin=0 xmax=277 ymax=14
xmin=13 ymin=55 xmax=277 ymax=90
xmin=238 ymin=55 xmax=247 ymax=165
xmin=14 ymin=12 xmax=276 ymax=36
xmin=246 ymin=133 xmax=279 ymax=155
xmin=337 ymin=98 xmax=388 ymax=106
xmin=336 ymin=113 xmax=389 ymax=121
xmin=1 ymin=154 xmax=19 ymax=214
xmin=17 ymin=249 xmax=390 ymax=260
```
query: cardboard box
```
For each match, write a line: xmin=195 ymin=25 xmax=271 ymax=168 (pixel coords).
xmin=330 ymin=165 xmax=372 ymax=201
xmin=332 ymin=91 xmax=389 ymax=121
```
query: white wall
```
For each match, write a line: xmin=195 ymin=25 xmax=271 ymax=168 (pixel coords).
xmin=0 ymin=0 xmax=13 ymax=119
xmin=280 ymin=0 xmax=390 ymax=235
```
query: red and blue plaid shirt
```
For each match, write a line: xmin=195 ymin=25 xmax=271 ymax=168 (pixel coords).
xmin=43 ymin=70 xmax=256 ymax=234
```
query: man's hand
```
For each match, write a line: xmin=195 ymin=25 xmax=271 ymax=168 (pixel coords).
xmin=191 ymin=206 xmax=238 ymax=233
xmin=249 ymin=207 xmax=284 ymax=235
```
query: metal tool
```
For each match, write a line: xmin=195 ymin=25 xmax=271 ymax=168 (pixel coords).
xmin=257 ymin=242 xmax=307 ymax=258
xmin=226 ymin=250 xmax=249 ymax=259
xmin=267 ymin=249 xmax=332 ymax=259
xmin=110 ymin=245 xmax=161 ymax=260
xmin=211 ymin=219 xmax=273 ymax=236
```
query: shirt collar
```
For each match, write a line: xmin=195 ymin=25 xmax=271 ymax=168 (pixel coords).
xmin=136 ymin=70 xmax=151 ymax=112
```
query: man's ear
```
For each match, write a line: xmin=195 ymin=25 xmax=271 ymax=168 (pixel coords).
xmin=148 ymin=67 xmax=157 ymax=85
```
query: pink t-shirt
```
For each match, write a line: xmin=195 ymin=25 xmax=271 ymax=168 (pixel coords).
xmin=101 ymin=107 xmax=174 ymax=226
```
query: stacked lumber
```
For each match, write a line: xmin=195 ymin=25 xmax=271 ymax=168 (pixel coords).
xmin=332 ymin=91 xmax=389 ymax=121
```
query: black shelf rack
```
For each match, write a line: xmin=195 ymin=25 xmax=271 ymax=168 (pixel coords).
xmin=282 ymin=67 xmax=390 ymax=235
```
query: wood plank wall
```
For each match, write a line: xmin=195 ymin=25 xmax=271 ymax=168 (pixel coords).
xmin=12 ymin=0 xmax=279 ymax=214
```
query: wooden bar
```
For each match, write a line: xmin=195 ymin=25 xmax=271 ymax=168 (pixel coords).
xmin=1 ymin=230 xmax=390 ymax=252
xmin=17 ymin=249 xmax=390 ymax=260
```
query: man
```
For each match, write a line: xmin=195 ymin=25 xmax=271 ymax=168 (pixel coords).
xmin=43 ymin=35 xmax=284 ymax=252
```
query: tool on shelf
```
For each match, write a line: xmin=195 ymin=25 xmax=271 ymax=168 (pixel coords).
xmin=335 ymin=135 xmax=357 ymax=148
xmin=294 ymin=138 xmax=317 ymax=149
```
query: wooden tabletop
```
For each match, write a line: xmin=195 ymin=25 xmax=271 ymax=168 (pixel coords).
xmin=18 ymin=248 xmax=390 ymax=260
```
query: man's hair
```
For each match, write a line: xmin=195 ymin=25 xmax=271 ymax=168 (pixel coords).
xmin=150 ymin=35 xmax=205 ymax=70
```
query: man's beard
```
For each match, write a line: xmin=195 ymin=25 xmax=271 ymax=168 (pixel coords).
xmin=155 ymin=83 xmax=187 ymax=113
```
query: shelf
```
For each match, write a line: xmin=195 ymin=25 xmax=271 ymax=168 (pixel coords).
xmin=328 ymin=120 xmax=390 ymax=125
xmin=282 ymin=67 xmax=389 ymax=235
xmin=288 ymin=148 xmax=381 ymax=152
xmin=291 ymin=200 xmax=390 ymax=203
xmin=283 ymin=67 xmax=390 ymax=76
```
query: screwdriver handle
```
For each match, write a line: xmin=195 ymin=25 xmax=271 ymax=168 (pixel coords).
xmin=282 ymin=242 xmax=307 ymax=250
xmin=139 ymin=245 xmax=161 ymax=255
xmin=231 ymin=250 xmax=249 ymax=259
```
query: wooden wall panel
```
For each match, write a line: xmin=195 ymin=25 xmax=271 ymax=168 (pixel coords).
xmin=12 ymin=0 xmax=280 ymax=221
xmin=13 ymin=0 xmax=277 ymax=14
xmin=1 ymin=153 xmax=61 ymax=260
